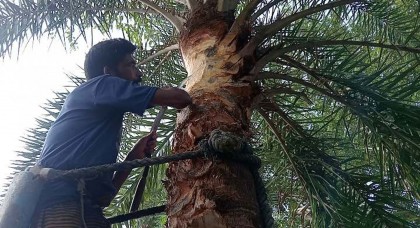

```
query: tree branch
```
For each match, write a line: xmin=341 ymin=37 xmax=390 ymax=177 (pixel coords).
xmin=278 ymin=55 xmax=335 ymax=92
xmin=0 ymin=1 xmax=181 ymax=56
xmin=242 ymin=0 xmax=360 ymax=54
xmin=252 ymin=39 xmax=420 ymax=74
xmin=254 ymin=72 xmax=338 ymax=101
xmin=87 ymin=7 xmax=159 ymax=15
xmin=279 ymin=40 xmax=420 ymax=55
xmin=263 ymin=0 xmax=359 ymax=37
xmin=229 ymin=0 xmax=262 ymax=33
xmin=138 ymin=0 xmax=184 ymax=32
xmin=257 ymin=98 xmax=306 ymax=137
xmin=159 ymin=0 xmax=197 ymax=11
xmin=262 ymin=56 xmax=363 ymax=107
xmin=251 ymin=0 xmax=283 ymax=21
xmin=280 ymin=55 xmax=413 ymax=107
xmin=186 ymin=0 xmax=199 ymax=11
xmin=258 ymin=109 xmax=311 ymax=196
xmin=139 ymin=44 xmax=179 ymax=65
xmin=173 ymin=0 xmax=187 ymax=5
xmin=258 ymin=109 xmax=293 ymax=160
xmin=264 ymin=87 xmax=312 ymax=104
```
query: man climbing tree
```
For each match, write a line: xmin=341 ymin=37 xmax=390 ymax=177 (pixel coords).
xmin=31 ymin=38 xmax=192 ymax=227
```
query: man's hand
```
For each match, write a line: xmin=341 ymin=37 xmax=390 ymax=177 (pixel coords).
xmin=113 ymin=131 xmax=157 ymax=194
xmin=128 ymin=131 xmax=157 ymax=160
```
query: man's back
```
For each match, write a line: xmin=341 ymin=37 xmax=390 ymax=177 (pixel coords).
xmin=40 ymin=76 xmax=125 ymax=170
xmin=29 ymin=38 xmax=191 ymax=227
xmin=38 ymin=75 xmax=158 ymax=207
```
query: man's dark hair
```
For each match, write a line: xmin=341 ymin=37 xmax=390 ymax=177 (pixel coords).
xmin=84 ymin=38 xmax=136 ymax=80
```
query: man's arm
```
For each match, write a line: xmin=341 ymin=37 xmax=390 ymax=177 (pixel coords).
xmin=151 ymin=87 xmax=192 ymax=109
xmin=111 ymin=154 xmax=138 ymax=195
xmin=112 ymin=132 xmax=157 ymax=193
xmin=111 ymin=88 xmax=191 ymax=200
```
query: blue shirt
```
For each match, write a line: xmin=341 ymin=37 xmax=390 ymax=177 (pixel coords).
xmin=37 ymin=75 xmax=158 ymax=207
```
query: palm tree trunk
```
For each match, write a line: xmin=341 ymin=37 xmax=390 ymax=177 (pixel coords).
xmin=165 ymin=5 xmax=262 ymax=228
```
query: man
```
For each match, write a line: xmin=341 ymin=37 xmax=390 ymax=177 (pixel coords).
xmin=31 ymin=38 xmax=192 ymax=227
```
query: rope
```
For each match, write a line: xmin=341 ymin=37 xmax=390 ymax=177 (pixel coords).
xmin=251 ymin=169 xmax=275 ymax=228
xmin=37 ymin=132 xmax=274 ymax=227
xmin=44 ymin=149 xmax=207 ymax=181
xmin=204 ymin=142 xmax=273 ymax=228
xmin=107 ymin=205 xmax=166 ymax=224
xmin=42 ymin=143 xmax=260 ymax=182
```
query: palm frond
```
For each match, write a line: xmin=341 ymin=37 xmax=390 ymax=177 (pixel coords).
xmin=257 ymin=109 xmax=419 ymax=227
xmin=0 ymin=0 xmax=183 ymax=57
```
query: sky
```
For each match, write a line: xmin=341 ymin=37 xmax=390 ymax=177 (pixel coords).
xmin=0 ymin=38 xmax=92 ymax=189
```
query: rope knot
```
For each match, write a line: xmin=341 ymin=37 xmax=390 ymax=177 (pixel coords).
xmin=208 ymin=129 xmax=246 ymax=154
xmin=197 ymin=140 xmax=216 ymax=159
xmin=207 ymin=130 xmax=261 ymax=168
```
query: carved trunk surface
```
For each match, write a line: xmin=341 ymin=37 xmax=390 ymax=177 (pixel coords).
xmin=165 ymin=5 xmax=261 ymax=228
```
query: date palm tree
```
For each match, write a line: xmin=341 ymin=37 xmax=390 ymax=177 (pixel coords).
xmin=1 ymin=0 xmax=419 ymax=227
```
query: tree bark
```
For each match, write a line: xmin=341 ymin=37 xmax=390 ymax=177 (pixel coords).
xmin=165 ymin=3 xmax=261 ymax=228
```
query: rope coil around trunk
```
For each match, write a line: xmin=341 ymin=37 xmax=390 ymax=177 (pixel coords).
xmin=251 ymin=169 xmax=275 ymax=228
xmin=204 ymin=132 xmax=275 ymax=228
xmin=38 ymin=132 xmax=274 ymax=228
xmin=43 ymin=142 xmax=261 ymax=182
